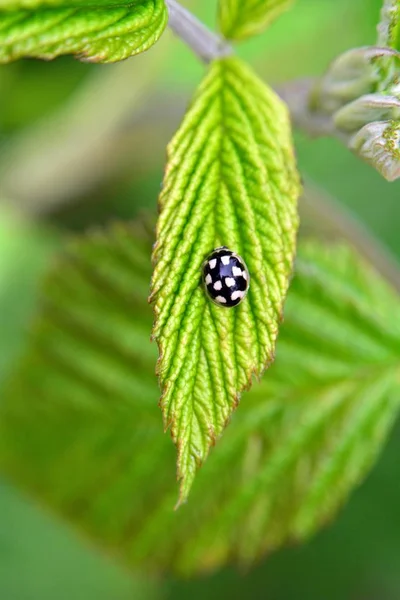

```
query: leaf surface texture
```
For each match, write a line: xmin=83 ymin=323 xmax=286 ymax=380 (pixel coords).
xmin=150 ymin=56 xmax=300 ymax=501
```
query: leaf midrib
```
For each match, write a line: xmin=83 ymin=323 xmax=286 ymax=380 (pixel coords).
xmin=218 ymin=62 xmax=264 ymax=368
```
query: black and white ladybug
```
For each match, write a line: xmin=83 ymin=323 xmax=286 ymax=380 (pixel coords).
xmin=202 ymin=246 xmax=250 ymax=307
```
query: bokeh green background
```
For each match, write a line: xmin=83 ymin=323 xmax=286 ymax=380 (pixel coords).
xmin=0 ymin=0 xmax=399 ymax=598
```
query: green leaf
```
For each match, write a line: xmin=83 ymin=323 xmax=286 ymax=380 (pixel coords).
xmin=150 ymin=56 xmax=300 ymax=503
xmin=218 ymin=0 xmax=294 ymax=41
xmin=0 ymin=220 xmax=399 ymax=575
xmin=0 ymin=0 xmax=167 ymax=63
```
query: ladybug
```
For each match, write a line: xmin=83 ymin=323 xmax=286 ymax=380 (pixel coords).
xmin=202 ymin=247 xmax=250 ymax=307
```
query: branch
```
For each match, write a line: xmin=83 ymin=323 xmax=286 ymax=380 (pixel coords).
xmin=161 ymin=3 xmax=338 ymax=145
xmin=163 ymin=2 xmax=341 ymax=139
xmin=276 ymin=78 xmax=347 ymax=141
xmin=161 ymin=3 xmax=336 ymax=144
xmin=165 ymin=0 xmax=232 ymax=63
xmin=164 ymin=2 xmax=400 ymax=181
xmin=1 ymin=0 xmax=399 ymax=287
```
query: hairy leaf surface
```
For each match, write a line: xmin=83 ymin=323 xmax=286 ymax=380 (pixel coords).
xmin=0 ymin=0 xmax=167 ymax=63
xmin=150 ymin=56 xmax=300 ymax=502
xmin=377 ymin=0 xmax=400 ymax=50
xmin=0 ymin=221 xmax=399 ymax=575
xmin=218 ymin=0 xmax=293 ymax=41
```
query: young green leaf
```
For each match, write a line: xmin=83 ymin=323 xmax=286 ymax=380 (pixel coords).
xmin=0 ymin=0 xmax=167 ymax=63
xmin=309 ymin=46 xmax=400 ymax=181
xmin=349 ymin=119 xmax=400 ymax=182
xmin=150 ymin=56 xmax=300 ymax=503
xmin=0 ymin=221 xmax=399 ymax=575
xmin=218 ymin=0 xmax=294 ymax=41
xmin=377 ymin=0 xmax=400 ymax=50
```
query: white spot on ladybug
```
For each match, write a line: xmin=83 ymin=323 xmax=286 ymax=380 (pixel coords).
xmin=213 ymin=280 xmax=222 ymax=291
xmin=232 ymin=266 xmax=242 ymax=277
xmin=221 ymin=255 xmax=230 ymax=266
xmin=205 ymin=274 xmax=212 ymax=285
xmin=231 ymin=290 xmax=244 ymax=301
xmin=242 ymin=270 xmax=248 ymax=280
xmin=215 ymin=295 xmax=227 ymax=304
xmin=225 ymin=277 xmax=235 ymax=288
xmin=209 ymin=259 xmax=217 ymax=269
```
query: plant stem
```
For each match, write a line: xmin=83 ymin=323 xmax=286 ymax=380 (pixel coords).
xmin=276 ymin=78 xmax=348 ymax=142
xmin=165 ymin=0 xmax=232 ymax=63
xmin=163 ymin=1 xmax=343 ymax=140
xmin=2 ymin=0 xmax=399 ymax=289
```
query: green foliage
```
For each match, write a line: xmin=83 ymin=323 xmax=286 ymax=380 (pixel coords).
xmin=0 ymin=220 xmax=399 ymax=575
xmin=0 ymin=0 xmax=399 ymax=592
xmin=305 ymin=0 xmax=400 ymax=182
xmin=150 ymin=56 xmax=300 ymax=503
xmin=349 ymin=118 xmax=400 ymax=182
xmin=0 ymin=0 xmax=167 ymax=63
xmin=377 ymin=0 xmax=400 ymax=49
xmin=0 ymin=212 xmax=57 ymax=381
xmin=218 ymin=0 xmax=293 ymax=41
xmin=310 ymin=45 xmax=400 ymax=181
xmin=373 ymin=1 xmax=400 ymax=181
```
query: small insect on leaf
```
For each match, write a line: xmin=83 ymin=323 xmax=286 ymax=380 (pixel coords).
xmin=202 ymin=247 xmax=250 ymax=307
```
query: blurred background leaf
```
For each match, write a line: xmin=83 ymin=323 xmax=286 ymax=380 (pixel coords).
xmin=0 ymin=0 xmax=400 ymax=599
xmin=0 ymin=217 xmax=399 ymax=579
